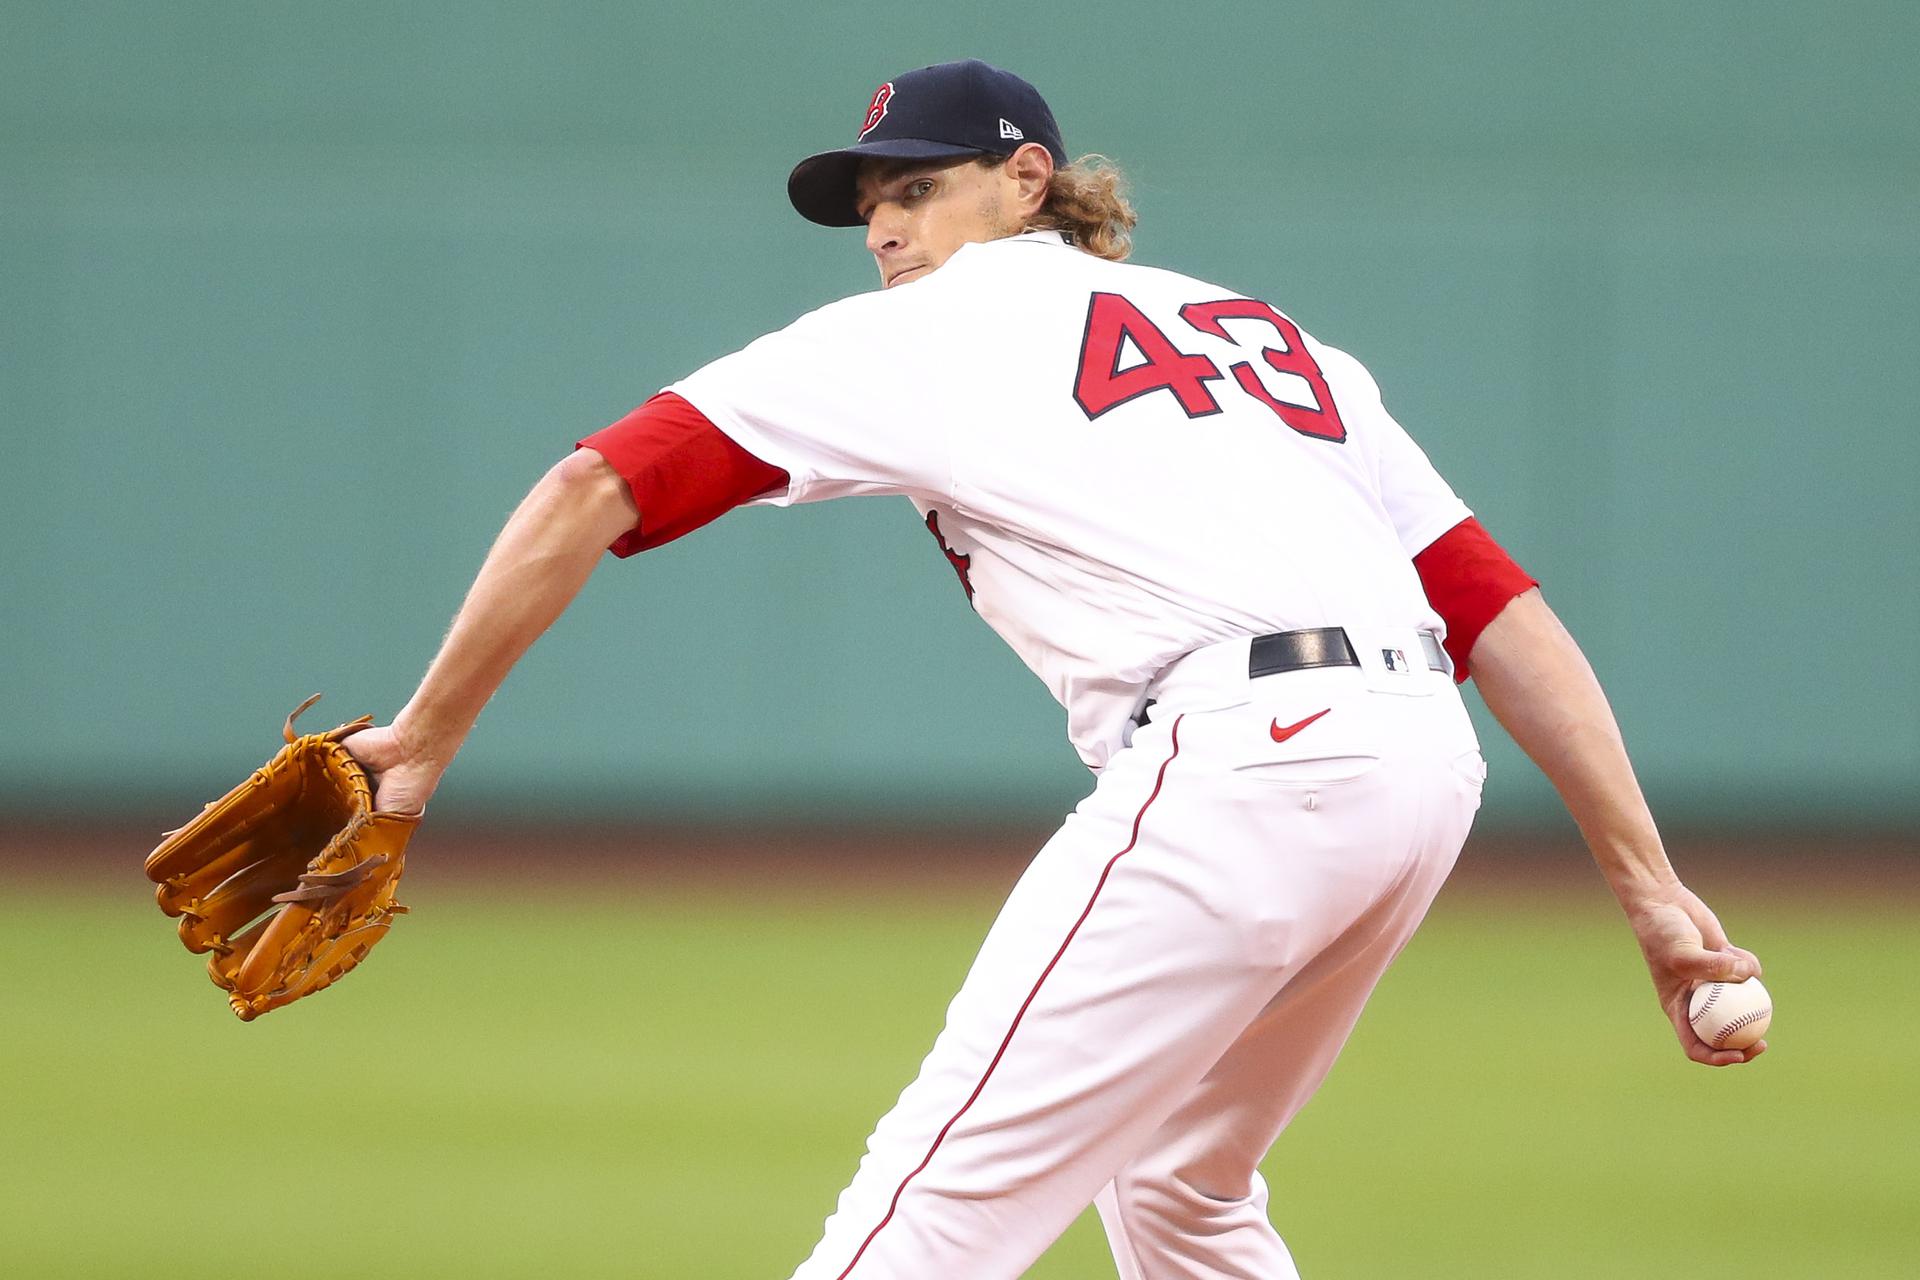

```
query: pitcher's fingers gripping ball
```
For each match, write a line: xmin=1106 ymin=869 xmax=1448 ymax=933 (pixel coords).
xmin=1688 ymin=977 xmax=1773 ymax=1050
xmin=144 ymin=694 xmax=421 ymax=1020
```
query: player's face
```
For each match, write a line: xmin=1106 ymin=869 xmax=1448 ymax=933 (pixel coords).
xmin=855 ymin=147 xmax=1050 ymax=289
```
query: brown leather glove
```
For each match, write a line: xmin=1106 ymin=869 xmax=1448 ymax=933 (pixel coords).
xmin=145 ymin=695 xmax=420 ymax=1020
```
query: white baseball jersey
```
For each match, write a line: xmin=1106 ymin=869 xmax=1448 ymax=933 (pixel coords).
xmin=670 ymin=230 xmax=1471 ymax=768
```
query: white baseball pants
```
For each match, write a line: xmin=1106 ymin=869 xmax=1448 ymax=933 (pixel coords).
xmin=789 ymin=631 xmax=1485 ymax=1279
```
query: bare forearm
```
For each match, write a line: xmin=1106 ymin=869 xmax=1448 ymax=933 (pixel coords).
xmin=1468 ymin=588 xmax=1677 ymax=902
xmin=1468 ymin=590 xmax=1762 ymax=1065
xmin=393 ymin=449 xmax=637 ymax=767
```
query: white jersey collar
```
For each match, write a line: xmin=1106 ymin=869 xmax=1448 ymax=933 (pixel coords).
xmin=949 ymin=230 xmax=1067 ymax=267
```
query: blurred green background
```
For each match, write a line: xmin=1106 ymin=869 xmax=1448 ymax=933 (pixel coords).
xmin=3 ymin=0 xmax=1914 ymax=823
xmin=4 ymin=862 xmax=1915 ymax=1278
xmin=3 ymin=3 xmax=1916 ymax=1278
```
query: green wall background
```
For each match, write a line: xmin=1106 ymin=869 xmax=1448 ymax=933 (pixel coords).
xmin=4 ymin=2 xmax=1916 ymax=826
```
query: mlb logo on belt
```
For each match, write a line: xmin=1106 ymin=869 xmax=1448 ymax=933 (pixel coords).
xmin=1381 ymin=648 xmax=1410 ymax=673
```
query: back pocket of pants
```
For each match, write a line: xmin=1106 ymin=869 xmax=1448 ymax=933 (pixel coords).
xmin=1231 ymin=753 xmax=1383 ymax=788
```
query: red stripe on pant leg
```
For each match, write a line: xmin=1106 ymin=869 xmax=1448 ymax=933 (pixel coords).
xmin=833 ymin=715 xmax=1187 ymax=1279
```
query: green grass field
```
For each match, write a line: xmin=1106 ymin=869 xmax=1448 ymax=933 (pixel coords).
xmin=4 ymin=869 xmax=1913 ymax=1278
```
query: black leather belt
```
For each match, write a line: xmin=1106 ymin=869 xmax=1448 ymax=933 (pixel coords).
xmin=1248 ymin=626 xmax=1448 ymax=678
xmin=1135 ymin=627 xmax=1448 ymax=728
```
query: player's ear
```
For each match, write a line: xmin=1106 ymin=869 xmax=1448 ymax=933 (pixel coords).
xmin=1006 ymin=143 xmax=1053 ymax=220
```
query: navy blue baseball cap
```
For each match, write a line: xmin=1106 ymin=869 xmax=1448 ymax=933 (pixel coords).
xmin=788 ymin=59 xmax=1068 ymax=228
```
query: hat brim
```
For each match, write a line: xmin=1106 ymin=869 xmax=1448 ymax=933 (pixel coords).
xmin=787 ymin=138 xmax=993 ymax=228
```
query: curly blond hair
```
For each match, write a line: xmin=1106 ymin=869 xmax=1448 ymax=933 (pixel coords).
xmin=969 ymin=151 xmax=1137 ymax=260
xmin=1023 ymin=154 xmax=1137 ymax=262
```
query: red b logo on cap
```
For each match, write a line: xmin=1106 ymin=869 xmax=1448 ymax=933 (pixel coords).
xmin=858 ymin=82 xmax=894 ymax=139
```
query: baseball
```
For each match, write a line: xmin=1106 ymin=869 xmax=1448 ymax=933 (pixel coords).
xmin=1688 ymin=977 xmax=1772 ymax=1050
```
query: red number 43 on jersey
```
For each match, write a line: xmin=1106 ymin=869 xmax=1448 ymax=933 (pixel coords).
xmin=1072 ymin=292 xmax=1347 ymax=443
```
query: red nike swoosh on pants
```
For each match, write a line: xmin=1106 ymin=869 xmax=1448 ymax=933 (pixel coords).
xmin=1269 ymin=708 xmax=1331 ymax=742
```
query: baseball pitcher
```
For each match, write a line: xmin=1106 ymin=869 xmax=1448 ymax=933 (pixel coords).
xmin=332 ymin=60 xmax=1764 ymax=1279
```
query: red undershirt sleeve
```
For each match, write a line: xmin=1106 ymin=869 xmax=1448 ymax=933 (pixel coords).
xmin=575 ymin=391 xmax=791 ymax=557
xmin=1412 ymin=516 xmax=1540 ymax=682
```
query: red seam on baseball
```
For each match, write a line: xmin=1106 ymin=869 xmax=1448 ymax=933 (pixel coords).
xmin=831 ymin=715 xmax=1187 ymax=1279
xmin=1712 ymin=1006 xmax=1769 ymax=1048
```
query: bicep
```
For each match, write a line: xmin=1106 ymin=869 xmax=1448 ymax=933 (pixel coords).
xmin=1412 ymin=517 xmax=1539 ymax=680
xmin=576 ymin=392 xmax=790 ymax=557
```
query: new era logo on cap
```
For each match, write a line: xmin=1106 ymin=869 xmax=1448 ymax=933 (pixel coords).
xmin=999 ymin=118 xmax=1024 ymax=140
